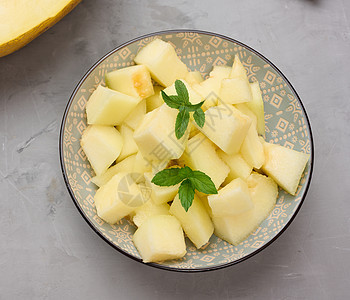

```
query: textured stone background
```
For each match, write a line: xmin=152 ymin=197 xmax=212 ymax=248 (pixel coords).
xmin=0 ymin=0 xmax=349 ymax=299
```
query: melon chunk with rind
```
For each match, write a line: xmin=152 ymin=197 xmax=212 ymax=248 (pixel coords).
xmin=134 ymin=39 xmax=189 ymax=87
xmin=195 ymin=105 xmax=252 ymax=155
xmin=105 ymin=64 xmax=154 ymax=99
xmin=94 ymin=172 xmax=146 ymax=224
xmin=133 ymin=215 xmax=187 ymax=263
xmin=91 ymin=154 xmax=136 ymax=187
xmin=261 ymin=142 xmax=310 ymax=195
xmin=170 ymin=194 xmax=214 ymax=249
xmin=80 ymin=125 xmax=123 ymax=176
xmin=208 ymin=178 xmax=253 ymax=217
xmin=213 ymin=173 xmax=278 ymax=246
xmin=86 ymin=85 xmax=141 ymax=126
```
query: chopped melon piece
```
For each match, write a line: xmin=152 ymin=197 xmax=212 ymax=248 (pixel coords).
xmin=240 ymin=124 xmax=265 ymax=169
xmin=91 ymin=154 xmax=136 ymax=187
xmin=247 ymin=81 xmax=265 ymax=135
xmin=182 ymin=133 xmax=229 ymax=189
xmin=124 ymin=99 xmax=146 ymax=130
xmin=133 ymin=199 xmax=170 ymax=227
xmin=81 ymin=125 xmax=123 ymax=176
xmin=163 ymin=79 xmax=203 ymax=105
xmin=262 ymin=142 xmax=310 ymax=195
xmin=117 ymin=124 xmax=138 ymax=162
xmin=208 ymin=178 xmax=253 ymax=216
xmin=209 ymin=65 xmax=231 ymax=79
xmin=196 ymin=105 xmax=252 ymax=154
xmin=86 ymin=85 xmax=141 ymax=126
xmin=105 ymin=65 xmax=154 ymax=99
xmin=220 ymin=78 xmax=253 ymax=104
xmin=144 ymin=172 xmax=178 ymax=205
xmin=213 ymin=173 xmax=278 ymax=245
xmin=217 ymin=150 xmax=252 ymax=183
xmin=134 ymin=39 xmax=188 ymax=87
xmin=134 ymin=104 xmax=189 ymax=162
xmin=185 ymin=71 xmax=204 ymax=85
xmin=133 ymin=215 xmax=187 ymax=263
xmin=219 ymin=55 xmax=252 ymax=104
xmin=133 ymin=151 xmax=152 ymax=174
xmin=170 ymin=194 xmax=214 ymax=249
xmin=229 ymin=54 xmax=248 ymax=80
xmin=235 ymin=103 xmax=257 ymax=127
xmin=146 ymin=86 xmax=163 ymax=112
xmin=94 ymin=172 xmax=146 ymax=224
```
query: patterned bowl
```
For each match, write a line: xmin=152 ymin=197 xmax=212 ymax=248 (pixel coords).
xmin=59 ymin=30 xmax=314 ymax=272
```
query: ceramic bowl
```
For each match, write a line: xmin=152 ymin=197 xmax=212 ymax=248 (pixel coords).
xmin=59 ymin=30 xmax=314 ymax=272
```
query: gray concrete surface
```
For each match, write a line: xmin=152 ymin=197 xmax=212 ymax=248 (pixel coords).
xmin=1 ymin=0 xmax=349 ymax=299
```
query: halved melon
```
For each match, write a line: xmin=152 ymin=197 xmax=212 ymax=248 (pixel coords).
xmin=0 ymin=1 xmax=81 ymax=57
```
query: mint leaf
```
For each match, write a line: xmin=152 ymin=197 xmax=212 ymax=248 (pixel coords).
xmin=151 ymin=167 xmax=186 ymax=186
xmin=175 ymin=80 xmax=190 ymax=105
xmin=193 ymin=108 xmax=205 ymax=128
xmin=161 ymin=90 xmax=181 ymax=109
xmin=185 ymin=100 xmax=205 ymax=112
xmin=175 ymin=106 xmax=190 ymax=139
xmin=178 ymin=179 xmax=195 ymax=212
xmin=189 ymin=170 xmax=218 ymax=194
xmin=152 ymin=166 xmax=217 ymax=211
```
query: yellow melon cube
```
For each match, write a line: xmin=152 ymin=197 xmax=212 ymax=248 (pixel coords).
xmin=133 ymin=215 xmax=187 ymax=263
xmin=170 ymin=194 xmax=214 ymax=249
xmin=235 ymin=103 xmax=257 ymax=127
xmin=134 ymin=39 xmax=188 ymax=87
xmin=220 ymin=78 xmax=253 ymax=104
xmin=134 ymin=104 xmax=189 ymax=162
xmin=262 ymin=142 xmax=310 ymax=195
xmin=240 ymin=124 xmax=265 ymax=169
xmin=182 ymin=133 xmax=229 ymax=189
xmin=185 ymin=71 xmax=204 ymax=85
xmin=132 ymin=199 xmax=170 ymax=227
xmin=217 ymin=150 xmax=252 ymax=183
xmin=213 ymin=173 xmax=278 ymax=245
xmin=86 ymin=85 xmax=141 ymax=126
xmin=144 ymin=172 xmax=179 ymax=205
xmin=229 ymin=54 xmax=248 ymax=80
xmin=94 ymin=172 xmax=146 ymax=224
xmin=247 ymin=81 xmax=265 ymax=135
xmin=146 ymin=86 xmax=163 ymax=112
xmin=209 ymin=65 xmax=231 ymax=79
xmin=196 ymin=105 xmax=252 ymax=154
xmin=133 ymin=151 xmax=152 ymax=174
xmin=81 ymin=125 xmax=123 ymax=176
xmin=117 ymin=124 xmax=138 ymax=162
xmin=124 ymin=99 xmax=146 ymax=130
xmin=105 ymin=65 xmax=154 ymax=99
xmin=208 ymin=178 xmax=253 ymax=216
xmin=91 ymin=154 xmax=136 ymax=187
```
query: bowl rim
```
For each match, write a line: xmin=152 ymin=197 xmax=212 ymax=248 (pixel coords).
xmin=59 ymin=29 xmax=314 ymax=273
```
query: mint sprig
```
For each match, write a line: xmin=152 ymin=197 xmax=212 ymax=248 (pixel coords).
xmin=161 ymin=80 xmax=205 ymax=139
xmin=152 ymin=166 xmax=217 ymax=211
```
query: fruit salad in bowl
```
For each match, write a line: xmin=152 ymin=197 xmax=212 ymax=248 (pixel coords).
xmin=60 ymin=30 xmax=313 ymax=272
